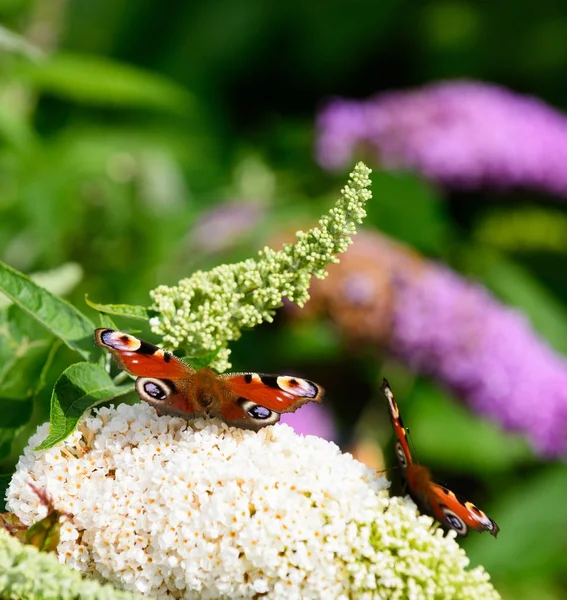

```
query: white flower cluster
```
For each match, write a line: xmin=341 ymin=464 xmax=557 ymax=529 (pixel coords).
xmin=6 ymin=403 xmax=499 ymax=600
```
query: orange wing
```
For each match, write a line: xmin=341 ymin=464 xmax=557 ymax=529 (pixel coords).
xmin=214 ymin=373 xmax=324 ymax=430
xmin=223 ymin=373 xmax=324 ymax=411
xmin=95 ymin=329 xmax=325 ymax=431
xmin=381 ymin=379 xmax=414 ymax=473
xmin=94 ymin=329 xmax=193 ymax=379
xmin=427 ymin=483 xmax=499 ymax=537
xmin=94 ymin=328 xmax=201 ymax=416
xmin=381 ymin=379 xmax=499 ymax=537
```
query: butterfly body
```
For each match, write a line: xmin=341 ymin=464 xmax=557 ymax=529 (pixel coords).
xmin=381 ymin=379 xmax=499 ymax=537
xmin=94 ymin=329 xmax=324 ymax=430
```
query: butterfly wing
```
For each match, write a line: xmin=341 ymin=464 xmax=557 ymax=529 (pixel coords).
xmin=215 ymin=373 xmax=324 ymax=430
xmin=381 ymin=379 xmax=413 ymax=473
xmin=427 ymin=483 xmax=499 ymax=537
xmin=94 ymin=328 xmax=201 ymax=417
xmin=94 ymin=329 xmax=192 ymax=378
xmin=95 ymin=329 xmax=325 ymax=430
xmin=381 ymin=378 xmax=499 ymax=537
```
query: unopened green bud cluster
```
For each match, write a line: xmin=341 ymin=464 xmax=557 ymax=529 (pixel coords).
xmin=149 ymin=162 xmax=372 ymax=371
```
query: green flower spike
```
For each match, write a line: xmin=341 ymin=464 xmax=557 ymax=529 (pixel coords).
xmin=149 ymin=162 xmax=372 ymax=371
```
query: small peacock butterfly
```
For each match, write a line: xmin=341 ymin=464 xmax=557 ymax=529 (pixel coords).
xmin=95 ymin=328 xmax=324 ymax=430
xmin=381 ymin=379 xmax=499 ymax=537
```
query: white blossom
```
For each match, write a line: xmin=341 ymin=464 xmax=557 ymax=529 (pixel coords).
xmin=7 ymin=403 xmax=499 ymax=599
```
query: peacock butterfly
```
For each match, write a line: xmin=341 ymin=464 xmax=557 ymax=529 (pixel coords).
xmin=94 ymin=328 xmax=324 ymax=431
xmin=381 ymin=379 xmax=499 ymax=537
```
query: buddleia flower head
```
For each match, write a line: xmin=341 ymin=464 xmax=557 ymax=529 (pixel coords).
xmin=317 ymin=81 xmax=567 ymax=197
xmin=305 ymin=229 xmax=567 ymax=456
xmin=6 ymin=403 xmax=500 ymax=599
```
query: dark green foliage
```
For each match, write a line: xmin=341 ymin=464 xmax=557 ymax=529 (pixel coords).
xmin=35 ymin=362 xmax=134 ymax=451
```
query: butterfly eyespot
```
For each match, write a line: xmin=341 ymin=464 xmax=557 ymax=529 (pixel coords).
xmin=99 ymin=329 xmax=142 ymax=351
xmin=395 ymin=441 xmax=408 ymax=469
xmin=248 ymin=405 xmax=272 ymax=420
xmin=442 ymin=508 xmax=468 ymax=536
xmin=135 ymin=377 xmax=174 ymax=404
xmin=276 ymin=376 xmax=320 ymax=398
xmin=238 ymin=399 xmax=280 ymax=426
xmin=144 ymin=382 xmax=167 ymax=400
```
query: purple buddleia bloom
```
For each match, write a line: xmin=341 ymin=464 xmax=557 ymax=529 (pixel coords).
xmin=317 ymin=99 xmax=372 ymax=171
xmin=279 ymin=401 xmax=339 ymax=443
xmin=317 ymin=81 xmax=567 ymax=196
xmin=391 ymin=263 xmax=567 ymax=456
xmin=303 ymin=230 xmax=567 ymax=456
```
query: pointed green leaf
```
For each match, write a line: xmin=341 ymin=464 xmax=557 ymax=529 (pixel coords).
xmin=36 ymin=362 xmax=134 ymax=450
xmin=85 ymin=295 xmax=151 ymax=321
xmin=0 ymin=261 xmax=95 ymax=360
xmin=33 ymin=340 xmax=62 ymax=397
xmin=21 ymin=52 xmax=194 ymax=114
xmin=0 ymin=263 xmax=83 ymax=311
xmin=98 ymin=313 xmax=118 ymax=330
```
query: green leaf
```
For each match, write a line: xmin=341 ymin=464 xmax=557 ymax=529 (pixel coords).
xmin=0 ymin=305 xmax=55 ymax=381
xmin=0 ymin=260 xmax=95 ymax=361
xmin=0 ymin=310 xmax=61 ymax=460
xmin=0 ymin=263 xmax=83 ymax=311
xmin=21 ymin=53 xmax=194 ymax=114
xmin=33 ymin=340 xmax=62 ymax=397
xmin=36 ymin=362 xmax=134 ymax=450
xmin=85 ymin=296 xmax=151 ymax=322
xmin=0 ymin=340 xmax=52 ymax=400
xmin=98 ymin=313 xmax=118 ymax=330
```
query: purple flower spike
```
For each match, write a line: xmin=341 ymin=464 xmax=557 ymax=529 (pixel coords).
xmin=316 ymin=99 xmax=373 ymax=171
xmin=392 ymin=264 xmax=567 ymax=456
xmin=317 ymin=81 xmax=567 ymax=196
xmin=280 ymin=401 xmax=339 ymax=443
xmin=302 ymin=230 xmax=567 ymax=456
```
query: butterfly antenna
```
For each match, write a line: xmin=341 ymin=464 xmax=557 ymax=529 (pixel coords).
xmin=404 ymin=425 xmax=423 ymax=465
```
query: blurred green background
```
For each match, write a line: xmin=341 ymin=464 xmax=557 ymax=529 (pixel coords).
xmin=2 ymin=1 xmax=567 ymax=598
